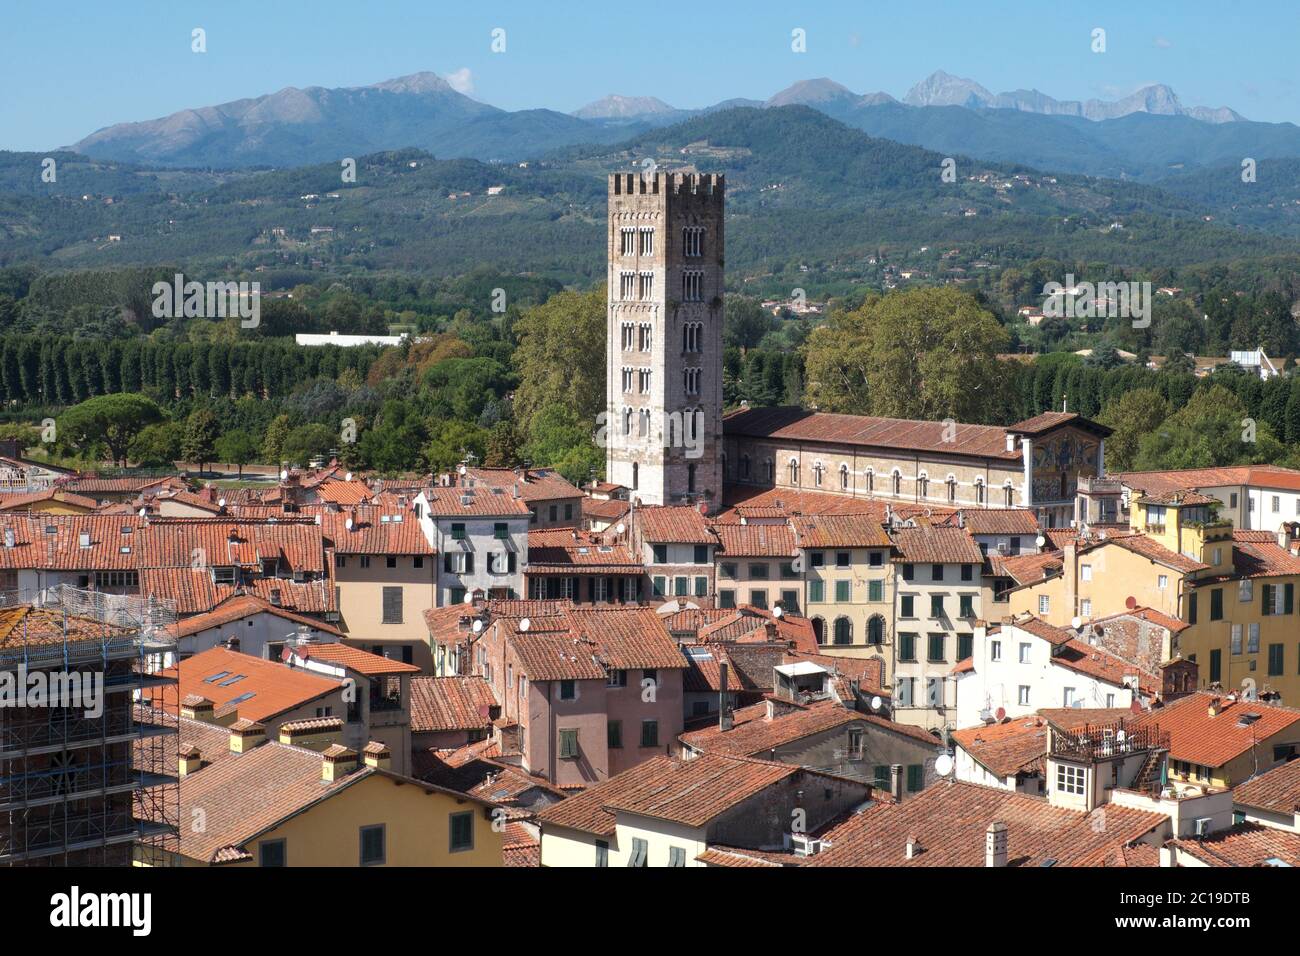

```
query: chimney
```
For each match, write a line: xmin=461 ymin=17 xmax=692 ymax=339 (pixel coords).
xmin=3 ymin=527 xmax=13 ymax=549
xmin=277 ymin=716 xmax=344 ymax=751
xmin=765 ymin=699 xmax=776 ymax=720
xmin=985 ymin=821 xmax=1008 ymax=867
xmin=362 ymin=741 xmax=392 ymax=770
xmin=228 ymin=719 xmax=266 ymax=754
xmin=178 ymin=744 xmax=203 ymax=776
xmin=719 ymin=661 xmax=733 ymax=731
xmin=890 ymin=764 xmax=904 ymax=802
xmin=181 ymin=695 xmax=215 ymax=722
xmin=1208 ymin=696 xmax=1222 ymax=717
xmin=1005 ymin=433 xmax=1016 ymax=453
xmin=321 ymin=744 xmax=358 ymax=781
xmin=905 ymin=835 xmax=922 ymax=859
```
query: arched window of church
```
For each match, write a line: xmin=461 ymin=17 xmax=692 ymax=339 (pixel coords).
xmin=975 ymin=479 xmax=985 ymax=505
xmin=813 ymin=461 xmax=824 ymax=487
xmin=788 ymin=459 xmax=800 ymax=486
xmin=839 ymin=463 xmax=850 ymax=490
xmin=946 ymin=477 xmax=957 ymax=503
xmin=632 ymin=462 xmax=639 ymax=491
xmin=1004 ymin=482 xmax=1014 ymax=507
xmin=865 ymin=469 xmax=874 ymax=493
xmin=891 ymin=471 xmax=901 ymax=496
xmin=764 ymin=458 xmax=774 ymax=483
xmin=918 ymin=474 xmax=929 ymax=498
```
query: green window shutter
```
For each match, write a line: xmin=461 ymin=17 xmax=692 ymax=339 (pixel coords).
xmin=809 ymin=580 xmax=824 ymax=603
xmin=907 ymin=764 xmax=923 ymax=792
xmin=1287 ymin=583 xmax=1295 ymax=615
xmin=653 ymin=576 xmax=666 ymax=597
xmin=901 ymin=595 xmax=914 ymax=617
xmin=607 ymin=720 xmax=622 ymax=749
xmin=640 ymin=720 xmax=659 ymax=748
xmin=874 ymin=765 xmax=890 ymax=787
xmin=694 ymin=576 xmax=707 ymax=597
xmin=835 ymin=580 xmax=851 ymax=602
xmin=868 ymin=580 xmax=883 ymax=602
xmin=558 ymin=729 xmax=578 ymax=758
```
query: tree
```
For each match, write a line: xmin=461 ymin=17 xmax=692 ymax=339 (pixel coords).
xmin=511 ymin=287 xmax=605 ymax=435
xmin=182 ymin=408 xmax=221 ymax=473
xmin=723 ymin=296 xmax=776 ymax=351
xmin=281 ymin=423 xmax=336 ymax=466
xmin=423 ymin=420 xmax=488 ymax=474
xmin=803 ymin=287 xmax=1010 ymax=422
xmin=214 ymin=429 xmax=258 ymax=477
xmin=1134 ymin=385 xmax=1283 ymax=470
xmin=262 ymin=414 xmax=291 ymax=465
xmin=128 ymin=422 xmax=182 ymax=468
xmin=58 ymin=393 xmax=164 ymax=466
xmin=520 ymin=403 xmax=603 ymax=486
xmin=1096 ymin=389 xmax=1169 ymax=471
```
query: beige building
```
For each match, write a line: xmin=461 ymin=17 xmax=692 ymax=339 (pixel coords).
xmin=723 ymin=409 xmax=1110 ymax=529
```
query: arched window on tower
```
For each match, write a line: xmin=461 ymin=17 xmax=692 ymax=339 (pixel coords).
xmin=813 ymin=461 xmax=824 ymax=487
xmin=788 ymin=458 xmax=800 ymax=486
xmin=865 ymin=469 xmax=874 ymax=494
xmin=839 ymin=463 xmax=850 ymax=491
xmin=632 ymin=462 xmax=639 ymax=491
xmin=891 ymin=470 xmax=902 ymax=497
xmin=946 ymin=476 xmax=957 ymax=504
xmin=1004 ymin=482 xmax=1015 ymax=507
xmin=975 ymin=478 xmax=985 ymax=505
xmin=918 ymin=474 xmax=929 ymax=499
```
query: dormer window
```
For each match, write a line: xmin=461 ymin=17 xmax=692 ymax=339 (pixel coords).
xmin=212 ymin=566 xmax=237 ymax=585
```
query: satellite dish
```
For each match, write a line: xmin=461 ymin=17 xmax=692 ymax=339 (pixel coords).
xmin=458 ymin=464 xmax=467 ymax=475
xmin=772 ymin=605 xmax=784 ymax=619
xmin=344 ymin=518 xmax=354 ymax=531
xmin=519 ymin=617 xmax=531 ymax=632
xmin=1071 ymin=616 xmax=1082 ymax=630
xmin=280 ymin=469 xmax=288 ymax=481
xmin=217 ymin=497 xmax=226 ymax=508
xmin=870 ymin=695 xmax=883 ymax=712
xmin=614 ymin=522 xmax=626 ymax=535
xmin=471 ymin=619 xmax=484 ymax=633
xmin=1116 ymin=729 xmax=1128 ymax=743
xmin=463 ymin=591 xmax=475 ymax=605
xmin=138 ymin=508 xmax=147 ymax=518
xmin=934 ymin=753 xmax=954 ymax=778
xmin=995 ymin=707 xmax=1006 ymax=721
xmin=1125 ymin=596 xmax=1137 ymax=610
xmin=1035 ymin=535 xmax=1046 ymax=548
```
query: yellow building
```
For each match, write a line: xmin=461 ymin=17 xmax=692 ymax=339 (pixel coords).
xmin=153 ymin=717 xmax=502 ymax=866
xmin=790 ymin=515 xmax=894 ymax=665
xmin=0 ymin=488 xmax=98 ymax=514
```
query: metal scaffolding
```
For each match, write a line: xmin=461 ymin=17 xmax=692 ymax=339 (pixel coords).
xmin=0 ymin=585 xmax=179 ymax=866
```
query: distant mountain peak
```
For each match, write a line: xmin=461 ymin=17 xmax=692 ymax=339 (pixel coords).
xmin=572 ymin=94 xmax=677 ymax=120
xmin=765 ymin=78 xmax=859 ymax=107
xmin=367 ymin=72 xmax=456 ymax=95
xmin=904 ymin=71 xmax=996 ymax=108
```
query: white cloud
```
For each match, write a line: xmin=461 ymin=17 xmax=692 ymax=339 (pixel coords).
xmin=1153 ymin=36 xmax=1172 ymax=49
xmin=446 ymin=68 xmax=474 ymax=95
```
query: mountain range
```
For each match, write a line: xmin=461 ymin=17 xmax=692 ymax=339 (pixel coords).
xmin=60 ymin=70 xmax=1300 ymax=181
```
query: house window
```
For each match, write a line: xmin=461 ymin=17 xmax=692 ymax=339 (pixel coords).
xmin=652 ymin=544 xmax=668 ymax=564
xmin=959 ymin=594 xmax=974 ymax=618
xmin=259 ymin=839 xmax=286 ymax=867
xmin=669 ymin=846 xmax=687 ymax=867
xmin=1018 ymin=685 xmax=1031 ymax=706
xmin=990 ymin=640 xmax=1001 ymax=661
xmin=694 ymin=544 xmax=710 ymax=564
xmin=719 ymin=589 xmax=736 ymax=609
xmin=607 ymin=720 xmax=623 ymax=749
xmin=559 ymin=680 xmax=576 ymax=700
xmin=1038 ymin=595 xmax=1050 ymax=615
xmin=958 ymin=633 xmax=973 ymax=660
xmin=558 ymin=729 xmax=579 ymax=759
xmin=907 ymin=764 xmax=923 ymax=792
xmin=835 ymin=580 xmax=850 ymax=602
xmin=900 ymin=594 xmax=914 ymax=617
xmin=628 ymin=838 xmax=648 ymax=867
xmin=927 ymin=633 xmax=945 ymax=662
xmin=640 ymin=720 xmax=659 ymax=748
xmin=449 ymin=812 xmax=474 ymax=853
xmin=930 ymin=594 xmax=944 ymax=618
xmin=360 ymin=825 xmax=386 ymax=866
xmin=382 ymin=586 xmax=403 ymax=624
xmin=1056 ymin=764 xmax=1085 ymax=796
xmin=451 ymin=523 xmax=466 ymax=541
xmin=1019 ymin=642 xmax=1032 ymax=663
xmin=833 ymin=617 xmax=852 ymax=645
xmin=899 ymin=632 xmax=917 ymax=662
xmin=808 ymin=581 xmax=824 ymax=603
xmin=595 ymin=840 xmax=609 ymax=867
xmin=749 ymin=589 xmax=768 ymax=609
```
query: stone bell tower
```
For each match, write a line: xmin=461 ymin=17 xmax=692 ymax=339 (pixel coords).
xmin=604 ymin=170 xmax=725 ymax=509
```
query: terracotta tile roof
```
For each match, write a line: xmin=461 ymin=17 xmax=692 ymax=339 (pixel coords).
xmin=536 ymin=753 xmax=798 ymax=835
xmin=60 ymin=475 xmax=182 ymax=495
xmin=681 ymin=698 xmax=936 ymax=756
xmin=0 ymin=605 xmax=135 ymax=650
xmin=1119 ymin=465 xmax=1300 ymax=495
xmin=166 ymin=594 xmax=344 ymax=639
xmin=989 ymin=549 xmax=1063 ymax=584
xmin=1226 ymin=537 xmax=1300 ymax=580
xmin=809 ymin=781 xmax=1166 ymax=867
xmin=153 ymin=646 xmax=341 ymax=724
xmin=958 ymin=508 xmax=1040 ymax=536
xmin=503 ymin=822 xmax=541 ymax=867
xmin=582 ymin=497 xmax=630 ymax=523
xmin=564 ymin=606 xmax=687 ymax=670
xmin=289 ymin=641 xmax=421 ymax=676
xmin=466 ymin=467 xmax=581 ymax=504
xmin=889 ymin=525 xmax=983 ymax=564
xmin=0 ymin=488 xmax=99 ymax=511
xmin=1231 ymin=758 xmax=1300 ymax=815
xmin=790 ymin=514 xmax=891 ymax=549
xmin=1100 ymin=534 xmax=1207 ymax=574
xmin=312 ymin=505 xmax=432 ymax=555
xmin=1090 ymin=606 xmax=1190 ymax=634
xmin=696 ymin=846 xmax=789 ymax=867
xmin=697 ymin=606 xmax=814 ymax=649
xmin=526 ymin=528 xmax=639 ymax=573
xmin=1036 ymin=707 xmax=1136 ymax=730
xmin=439 ymin=737 xmax=504 ymax=767
xmin=1008 ymin=411 xmax=1110 ymax=438
xmin=140 ymin=566 xmax=336 ymax=616
xmin=1167 ymin=822 xmax=1300 ymax=867
xmin=135 ymin=518 xmax=327 ymax=572
xmin=995 ymin=614 xmax=1075 ymax=647
xmin=635 ymin=505 xmax=716 ymax=544
xmin=1133 ymin=489 xmax=1219 ymax=507
xmin=0 ymin=514 xmax=144 ymax=570
xmin=724 ymin=406 xmax=1022 ymax=460
xmin=313 ymin=479 xmax=374 ymax=505
xmin=1132 ymin=692 xmax=1300 ymax=768
xmin=1052 ymin=639 xmax=1160 ymax=696
xmin=786 ymin=651 xmax=889 ymax=699
xmin=420 ymin=486 xmax=531 ymax=518
xmin=952 ymin=716 xmax=1049 ymax=778
xmin=713 ymin=523 xmax=798 ymax=557
xmin=509 ymin=631 xmax=606 ymax=681
xmin=409 ymin=676 xmax=498 ymax=732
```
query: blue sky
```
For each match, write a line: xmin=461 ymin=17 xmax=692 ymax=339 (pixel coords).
xmin=3 ymin=0 xmax=1298 ymax=150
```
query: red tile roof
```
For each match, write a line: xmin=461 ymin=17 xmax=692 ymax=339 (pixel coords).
xmin=1100 ymin=534 xmax=1207 ymax=574
xmin=466 ymin=467 xmax=581 ymax=504
xmin=1133 ymin=692 xmax=1300 ymax=768
xmin=681 ymin=698 xmax=938 ymax=756
xmin=0 ymin=488 xmax=99 ymax=511
xmin=809 ymin=781 xmax=1166 ymax=867
xmin=155 ymin=646 xmax=341 ymax=724
xmin=420 ymin=486 xmax=531 ymax=517
xmin=536 ymin=753 xmax=800 ymax=835
xmin=1231 ymin=758 xmax=1300 ymax=815
xmin=790 ymin=514 xmax=892 ymax=549
xmin=713 ymin=523 xmax=798 ymax=557
xmin=312 ymin=505 xmax=432 ymax=555
xmin=724 ymin=406 xmax=1022 ymax=460
xmin=1119 ymin=465 xmax=1300 ymax=495
xmin=890 ymin=525 xmax=983 ymax=564
xmin=526 ymin=528 xmax=638 ymax=573
xmin=565 ymin=606 xmax=687 ymax=671
xmin=166 ymin=594 xmax=344 ymax=639
xmin=289 ymin=641 xmax=421 ymax=676
xmin=635 ymin=505 xmax=716 ymax=544
xmin=409 ymin=676 xmax=498 ymax=732
xmin=957 ymin=508 xmax=1040 ymax=536
xmin=508 ymin=631 xmax=606 ymax=681
xmin=1167 ymin=822 xmax=1300 ymax=867
xmin=952 ymin=717 xmax=1049 ymax=778
xmin=989 ymin=549 xmax=1063 ymax=584
xmin=0 ymin=514 xmax=143 ymax=570
xmin=1008 ymin=411 xmax=1110 ymax=438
